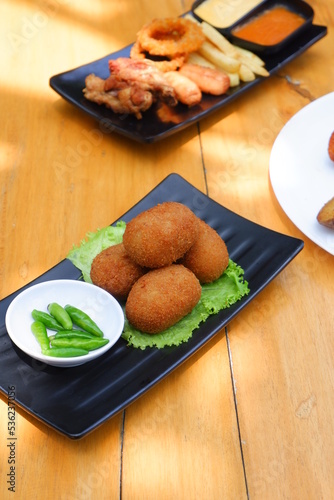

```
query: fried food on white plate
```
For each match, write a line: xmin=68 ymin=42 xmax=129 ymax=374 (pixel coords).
xmin=328 ymin=131 xmax=334 ymax=161
xmin=317 ymin=197 xmax=334 ymax=229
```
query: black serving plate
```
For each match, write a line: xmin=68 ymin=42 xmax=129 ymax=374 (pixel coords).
xmin=49 ymin=16 xmax=326 ymax=143
xmin=0 ymin=174 xmax=303 ymax=438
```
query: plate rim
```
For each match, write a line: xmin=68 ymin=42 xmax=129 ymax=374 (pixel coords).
xmin=269 ymin=91 xmax=334 ymax=255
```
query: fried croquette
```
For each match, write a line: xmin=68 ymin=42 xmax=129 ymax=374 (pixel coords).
xmin=125 ymin=264 xmax=202 ymax=334
xmin=90 ymin=243 xmax=146 ymax=301
xmin=181 ymin=218 xmax=229 ymax=283
xmin=328 ymin=131 xmax=334 ymax=161
xmin=317 ymin=196 xmax=334 ymax=229
xmin=123 ymin=202 xmax=199 ymax=268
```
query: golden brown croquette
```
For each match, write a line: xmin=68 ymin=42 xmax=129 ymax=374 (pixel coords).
xmin=181 ymin=218 xmax=229 ymax=283
xmin=122 ymin=202 xmax=199 ymax=268
xmin=125 ymin=264 xmax=202 ymax=334
xmin=90 ymin=243 xmax=146 ymax=301
xmin=317 ymin=196 xmax=334 ymax=228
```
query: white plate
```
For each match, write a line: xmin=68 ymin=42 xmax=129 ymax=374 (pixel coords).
xmin=5 ymin=280 xmax=124 ymax=367
xmin=269 ymin=92 xmax=334 ymax=255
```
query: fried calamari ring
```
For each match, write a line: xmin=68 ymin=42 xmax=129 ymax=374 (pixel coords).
xmin=130 ymin=40 xmax=185 ymax=72
xmin=130 ymin=40 xmax=146 ymax=60
xmin=137 ymin=18 xmax=205 ymax=57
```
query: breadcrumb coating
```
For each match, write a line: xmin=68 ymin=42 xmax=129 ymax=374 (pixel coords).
xmin=123 ymin=202 xmax=199 ymax=268
xmin=181 ymin=218 xmax=229 ymax=283
xmin=125 ymin=264 xmax=201 ymax=333
xmin=90 ymin=243 xmax=146 ymax=300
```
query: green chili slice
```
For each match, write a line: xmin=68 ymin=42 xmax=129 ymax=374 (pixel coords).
xmin=52 ymin=331 xmax=96 ymax=340
xmin=31 ymin=309 xmax=64 ymax=331
xmin=42 ymin=347 xmax=89 ymax=358
xmin=48 ymin=302 xmax=73 ymax=330
xmin=31 ymin=321 xmax=50 ymax=352
xmin=50 ymin=336 xmax=109 ymax=351
xmin=64 ymin=305 xmax=104 ymax=337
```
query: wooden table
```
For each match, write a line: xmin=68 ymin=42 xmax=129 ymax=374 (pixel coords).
xmin=1 ymin=1 xmax=334 ymax=498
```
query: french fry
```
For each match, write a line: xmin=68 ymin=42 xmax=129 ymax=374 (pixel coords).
xmin=185 ymin=14 xmax=269 ymax=81
xmin=187 ymin=52 xmax=216 ymax=69
xmin=240 ymin=58 xmax=270 ymax=77
xmin=201 ymin=22 xmax=239 ymax=58
xmin=199 ymin=40 xmax=240 ymax=73
xmin=238 ymin=64 xmax=256 ymax=82
xmin=232 ymin=45 xmax=266 ymax=66
xmin=198 ymin=20 xmax=269 ymax=78
xmin=184 ymin=13 xmax=200 ymax=24
xmin=225 ymin=72 xmax=240 ymax=87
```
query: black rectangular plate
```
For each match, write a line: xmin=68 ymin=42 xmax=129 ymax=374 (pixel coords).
xmin=49 ymin=21 xmax=326 ymax=143
xmin=0 ymin=174 xmax=304 ymax=438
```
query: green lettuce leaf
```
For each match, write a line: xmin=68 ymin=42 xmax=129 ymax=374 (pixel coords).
xmin=67 ymin=222 xmax=126 ymax=283
xmin=66 ymin=223 xmax=250 ymax=349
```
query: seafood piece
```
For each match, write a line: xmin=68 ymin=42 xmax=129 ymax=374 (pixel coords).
xmin=130 ymin=40 xmax=186 ymax=72
xmin=164 ymin=71 xmax=202 ymax=106
xmin=137 ymin=17 xmax=205 ymax=57
xmin=83 ymin=58 xmax=177 ymax=119
xmin=179 ymin=62 xmax=230 ymax=95
xmin=107 ymin=58 xmax=177 ymax=105
xmin=83 ymin=74 xmax=153 ymax=119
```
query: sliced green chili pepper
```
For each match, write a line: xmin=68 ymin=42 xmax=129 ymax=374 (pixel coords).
xmin=50 ymin=336 xmax=109 ymax=351
xmin=42 ymin=347 xmax=89 ymax=358
xmin=31 ymin=321 xmax=50 ymax=352
xmin=64 ymin=305 xmax=104 ymax=337
xmin=31 ymin=309 xmax=64 ymax=331
xmin=47 ymin=302 xmax=73 ymax=330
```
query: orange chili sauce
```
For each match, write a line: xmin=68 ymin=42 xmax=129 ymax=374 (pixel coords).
xmin=232 ymin=5 xmax=306 ymax=46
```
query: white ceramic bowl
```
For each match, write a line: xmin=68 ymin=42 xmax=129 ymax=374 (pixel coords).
xmin=5 ymin=279 xmax=124 ymax=367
